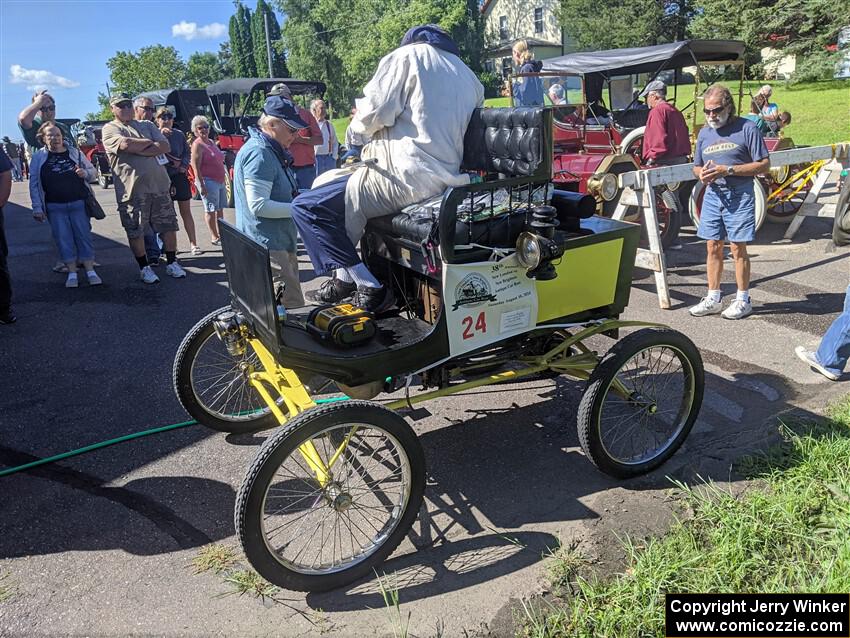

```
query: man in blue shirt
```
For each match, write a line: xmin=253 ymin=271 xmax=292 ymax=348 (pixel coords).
xmin=689 ymin=84 xmax=770 ymax=320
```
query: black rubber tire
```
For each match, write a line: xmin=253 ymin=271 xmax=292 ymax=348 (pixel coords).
xmin=236 ymin=401 xmax=425 ymax=592
xmin=576 ymin=328 xmax=703 ymax=478
xmin=173 ymin=306 xmax=281 ymax=433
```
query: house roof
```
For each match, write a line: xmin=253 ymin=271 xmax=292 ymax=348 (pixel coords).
xmin=542 ymin=39 xmax=745 ymax=76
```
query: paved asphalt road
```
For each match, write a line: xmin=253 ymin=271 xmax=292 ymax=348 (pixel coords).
xmin=1 ymin=177 xmax=848 ymax=636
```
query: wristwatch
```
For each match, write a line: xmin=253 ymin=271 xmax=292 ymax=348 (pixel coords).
xmin=726 ymin=165 xmax=736 ymax=176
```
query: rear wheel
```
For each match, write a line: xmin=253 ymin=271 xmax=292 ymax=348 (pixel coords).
xmin=688 ymin=180 xmax=767 ymax=232
xmin=173 ymin=306 xmax=281 ymax=433
xmin=236 ymin=401 xmax=425 ymax=592
xmin=765 ymin=164 xmax=814 ymax=223
xmin=96 ymin=160 xmax=110 ymax=189
xmin=576 ymin=328 xmax=703 ymax=478
xmin=224 ymin=168 xmax=235 ymax=208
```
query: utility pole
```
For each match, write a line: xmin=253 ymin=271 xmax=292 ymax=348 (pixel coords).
xmin=264 ymin=11 xmax=273 ymax=78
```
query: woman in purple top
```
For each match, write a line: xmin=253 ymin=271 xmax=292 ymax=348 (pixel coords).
xmin=190 ymin=115 xmax=227 ymax=245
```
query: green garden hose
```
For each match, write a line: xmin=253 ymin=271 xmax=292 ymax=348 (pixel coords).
xmin=0 ymin=397 xmax=348 ymax=478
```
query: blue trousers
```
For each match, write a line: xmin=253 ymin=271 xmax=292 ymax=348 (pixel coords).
xmin=144 ymin=224 xmax=162 ymax=261
xmin=816 ymin=284 xmax=850 ymax=376
xmin=315 ymin=154 xmax=336 ymax=177
xmin=290 ymin=175 xmax=356 ymax=277
xmin=292 ymin=165 xmax=315 ymax=191
xmin=46 ymin=199 xmax=94 ymax=263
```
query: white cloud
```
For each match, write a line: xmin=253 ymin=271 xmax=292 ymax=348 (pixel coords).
xmin=171 ymin=21 xmax=227 ymax=41
xmin=8 ymin=65 xmax=80 ymax=91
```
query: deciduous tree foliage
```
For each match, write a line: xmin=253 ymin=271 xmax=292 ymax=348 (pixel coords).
xmin=557 ymin=0 xmax=666 ymax=50
xmin=187 ymin=51 xmax=233 ymax=88
xmin=273 ymin=0 xmax=485 ymax=114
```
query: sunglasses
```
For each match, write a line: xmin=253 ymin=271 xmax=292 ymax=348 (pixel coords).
xmin=116 ymin=102 xmax=133 ymax=109
xmin=196 ymin=125 xmax=210 ymax=130
xmin=158 ymin=113 xmax=174 ymax=120
xmin=140 ymin=106 xmax=155 ymax=112
xmin=703 ymin=106 xmax=727 ymax=116
xmin=42 ymin=105 xmax=56 ymax=111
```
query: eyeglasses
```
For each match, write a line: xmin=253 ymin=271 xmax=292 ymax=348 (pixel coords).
xmin=140 ymin=106 xmax=155 ymax=112
xmin=703 ymin=106 xmax=727 ymax=116
xmin=196 ymin=125 xmax=210 ymax=130
xmin=158 ymin=113 xmax=174 ymax=120
xmin=42 ymin=105 xmax=56 ymax=111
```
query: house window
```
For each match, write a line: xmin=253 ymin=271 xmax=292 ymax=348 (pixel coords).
xmin=534 ymin=8 xmax=543 ymax=34
xmin=499 ymin=15 xmax=508 ymax=41
xmin=501 ymin=57 xmax=512 ymax=79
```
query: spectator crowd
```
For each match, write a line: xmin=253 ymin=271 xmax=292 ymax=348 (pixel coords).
xmin=1 ymin=31 xmax=847 ymax=387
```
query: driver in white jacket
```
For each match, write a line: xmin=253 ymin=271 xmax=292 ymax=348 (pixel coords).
xmin=291 ymin=24 xmax=484 ymax=313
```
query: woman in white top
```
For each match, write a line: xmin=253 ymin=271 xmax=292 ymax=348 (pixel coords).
xmin=311 ymin=99 xmax=338 ymax=177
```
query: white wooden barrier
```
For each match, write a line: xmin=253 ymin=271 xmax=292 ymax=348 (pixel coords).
xmin=612 ymin=142 xmax=850 ymax=309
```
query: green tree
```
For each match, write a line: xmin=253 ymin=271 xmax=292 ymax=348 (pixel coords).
xmin=557 ymin=0 xmax=666 ymax=50
xmin=106 ymin=45 xmax=188 ymax=96
xmin=275 ymin=0 xmax=484 ymax=113
xmin=187 ymin=51 xmax=232 ymax=87
xmin=749 ymin=0 xmax=847 ymax=81
xmin=229 ymin=2 xmax=257 ymax=77
xmin=251 ymin=0 xmax=289 ymax=77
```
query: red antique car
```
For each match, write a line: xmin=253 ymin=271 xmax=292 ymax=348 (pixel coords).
xmin=512 ymin=40 xmax=750 ymax=247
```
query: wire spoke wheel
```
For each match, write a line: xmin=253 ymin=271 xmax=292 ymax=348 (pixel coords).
xmin=766 ymin=164 xmax=815 ymax=223
xmin=577 ymin=328 xmax=704 ymax=478
xmin=237 ymin=401 xmax=425 ymax=591
xmin=174 ymin=306 xmax=280 ymax=433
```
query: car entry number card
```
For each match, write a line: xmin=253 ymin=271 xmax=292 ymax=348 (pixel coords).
xmin=443 ymin=255 xmax=538 ymax=358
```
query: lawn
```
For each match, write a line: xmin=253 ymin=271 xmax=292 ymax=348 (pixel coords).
xmin=523 ymin=398 xmax=850 ymax=637
xmin=333 ymin=79 xmax=848 ymax=148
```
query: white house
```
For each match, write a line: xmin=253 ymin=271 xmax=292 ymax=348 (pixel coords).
xmin=481 ymin=0 xmax=574 ymax=78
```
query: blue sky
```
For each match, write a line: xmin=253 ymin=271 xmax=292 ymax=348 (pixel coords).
xmin=0 ymin=0 xmax=248 ymax=140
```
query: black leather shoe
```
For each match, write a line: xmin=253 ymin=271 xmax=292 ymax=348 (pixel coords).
xmin=351 ymin=285 xmax=395 ymax=314
xmin=306 ymin=278 xmax=357 ymax=304
xmin=0 ymin=310 xmax=17 ymax=325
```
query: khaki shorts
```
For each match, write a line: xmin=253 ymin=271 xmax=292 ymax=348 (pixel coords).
xmin=120 ymin=192 xmax=179 ymax=239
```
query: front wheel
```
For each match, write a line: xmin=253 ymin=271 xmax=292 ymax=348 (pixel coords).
xmin=576 ymin=328 xmax=704 ymax=478
xmin=173 ymin=306 xmax=282 ymax=433
xmin=236 ymin=401 xmax=425 ymax=592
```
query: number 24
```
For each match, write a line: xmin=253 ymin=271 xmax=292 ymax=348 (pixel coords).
xmin=461 ymin=312 xmax=487 ymax=340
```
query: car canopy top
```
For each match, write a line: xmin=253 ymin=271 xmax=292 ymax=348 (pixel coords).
xmin=541 ymin=40 xmax=745 ymax=77
xmin=206 ymin=78 xmax=326 ymax=97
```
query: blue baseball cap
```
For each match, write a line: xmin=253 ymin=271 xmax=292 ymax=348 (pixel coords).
xmin=262 ymin=96 xmax=308 ymax=130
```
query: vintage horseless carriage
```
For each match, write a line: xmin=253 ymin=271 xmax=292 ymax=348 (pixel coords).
xmin=512 ymin=40 xmax=816 ymax=243
xmin=206 ymin=78 xmax=328 ymax=206
xmin=173 ymin=107 xmax=705 ymax=591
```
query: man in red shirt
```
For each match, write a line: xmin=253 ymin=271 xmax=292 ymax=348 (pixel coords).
xmin=640 ymin=80 xmax=691 ymax=167
xmin=268 ymin=83 xmax=323 ymax=190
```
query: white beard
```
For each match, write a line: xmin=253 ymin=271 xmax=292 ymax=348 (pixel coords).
xmin=706 ymin=112 xmax=730 ymax=129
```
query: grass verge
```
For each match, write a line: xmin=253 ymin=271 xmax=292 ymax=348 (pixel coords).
xmin=0 ymin=570 xmax=15 ymax=603
xmin=523 ymin=399 xmax=850 ymax=637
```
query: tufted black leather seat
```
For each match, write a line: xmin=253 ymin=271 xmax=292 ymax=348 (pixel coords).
xmin=364 ymin=107 xmax=553 ymax=268
xmin=460 ymin=107 xmax=548 ymax=178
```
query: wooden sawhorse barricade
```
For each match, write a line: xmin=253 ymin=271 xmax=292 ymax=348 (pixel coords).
xmin=613 ymin=142 xmax=850 ymax=309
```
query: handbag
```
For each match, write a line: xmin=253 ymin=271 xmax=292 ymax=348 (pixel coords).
xmin=74 ymin=150 xmax=106 ymax=220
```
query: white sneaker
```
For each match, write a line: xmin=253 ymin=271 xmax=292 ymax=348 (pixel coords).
xmin=140 ymin=266 xmax=160 ymax=284
xmin=65 ymin=273 xmax=78 ymax=288
xmin=722 ymin=298 xmax=753 ymax=320
xmin=190 ymin=245 xmax=202 ymax=256
xmin=87 ymin=271 xmax=102 ymax=286
xmin=689 ymin=297 xmax=722 ymax=317
xmin=795 ymin=346 xmax=840 ymax=381
xmin=165 ymin=262 xmax=187 ymax=278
